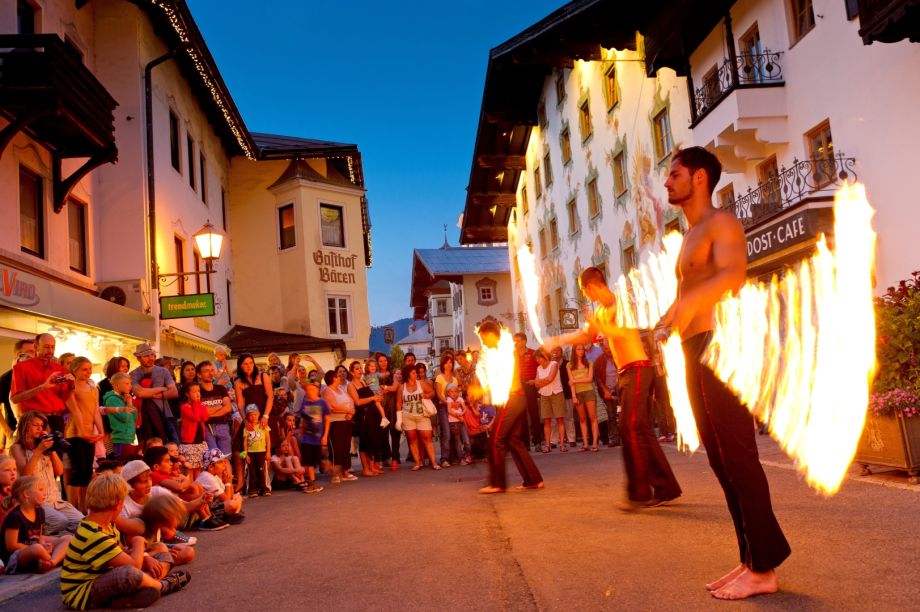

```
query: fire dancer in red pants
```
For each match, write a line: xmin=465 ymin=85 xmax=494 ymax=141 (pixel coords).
xmin=658 ymin=146 xmax=789 ymax=600
xmin=476 ymin=321 xmax=543 ymax=494
xmin=545 ymin=268 xmax=682 ymax=509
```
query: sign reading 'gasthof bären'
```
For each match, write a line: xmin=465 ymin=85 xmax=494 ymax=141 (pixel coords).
xmin=313 ymin=250 xmax=358 ymax=284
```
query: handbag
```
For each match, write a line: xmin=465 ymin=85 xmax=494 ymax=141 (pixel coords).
xmin=421 ymin=398 xmax=438 ymax=417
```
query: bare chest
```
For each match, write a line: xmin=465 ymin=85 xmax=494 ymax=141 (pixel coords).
xmin=677 ymin=227 xmax=712 ymax=284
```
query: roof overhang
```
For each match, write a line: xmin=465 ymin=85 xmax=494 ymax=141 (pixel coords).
xmin=218 ymin=325 xmax=346 ymax=357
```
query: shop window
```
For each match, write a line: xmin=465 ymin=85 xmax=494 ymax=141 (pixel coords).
xmin=174 ymin=236 xmax=186 ymax=295
xmin=186 ymin=135 xmax=195 ymax=190
xmin=587 ymin=177 xmax=600 ymax=218
xmin=566 ymin=198 xmax=578 ymax=235
xmin=613 ymin=152 xmax=628 ymax=196
xmin=169 ymin=111 xmax=181 ymax=172
xmin=68 ymin=199 xmax=87 ymax=274
xmin=320 ymin=204 xmax=345 ymax=248
xmin=17 ymin=0 xmax=36 ymax=35
xmin=653 ymin=109 xmax=673 ymax=161
xmin=19 ymin=166 xmax=44 ymax=258
xmin=278 ymin=204 xmax=295 ymax=250
xmin=579 ymin=98 xmax=593 ymax=142
xmin=790 ymin=0 xmax=816 ymax=43
xmin=543 ymin=151 xmax=553 ymax=188
xmin=807 ymin=121 xmax=835 ymax=188
xmin=327 ymin=295 xmax=352 ymax=336
xmin=560 ymin=126 xmax=572 ymax=165
xmin=199 ymin=153 xmax=207 ymax=204
xmin=604 ymin=65 xmax=618 ymax=110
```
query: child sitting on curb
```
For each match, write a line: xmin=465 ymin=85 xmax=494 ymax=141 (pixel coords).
xmin=195 ymin=449 xmax=244 ymax=523
xmin=1 ymin=475 xmax=71 ymax=574
xmin=270 ymin=441 xmax=318 ymax=493
xmin=61 ymin=472 xmax=191 ymax=610
xmin=140 ymin=494 xmax=196 ymax=569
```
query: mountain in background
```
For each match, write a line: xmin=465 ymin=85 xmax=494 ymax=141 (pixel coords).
xmin=368 ymin=318 xmax=426 ymax=354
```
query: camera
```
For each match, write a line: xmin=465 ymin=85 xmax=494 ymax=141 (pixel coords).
xmin=52 ymin=375 xmax=70 ymax=385
xmin=41 ymin=431 xmax=71 ymax=455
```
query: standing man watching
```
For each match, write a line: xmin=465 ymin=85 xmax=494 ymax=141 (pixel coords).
xmin=658 ymin=146 xmax=789 ymax=600
xmin=197 ymin=361 xmax=233 ymax=455
xmin=592 ymin=342 xmax=621 ymax=447
xmin=544 ymin=271 xmax=681 ymax=510
xmin=1 ymin=338 xmax=35 ymax=448
xmin=130 ymin=344 xmax=179 ymax=444
xmin=10 ymin=334 xmax=74 ymax=435
xmin=512 ymin=333 xmax=542 ymax=451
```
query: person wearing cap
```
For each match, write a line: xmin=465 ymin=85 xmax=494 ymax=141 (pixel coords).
xmin=241 ymin=404 xmax=270 ymax=497
xmin=196 ymin=449 xmax=244 ymax=521
xmin=129 ymin=344 xmax=179 ymax=445
xmin=10 ymin=333 xmax=74 ymax=435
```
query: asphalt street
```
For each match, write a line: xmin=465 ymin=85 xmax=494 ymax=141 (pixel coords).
xmin=7 ymin=437 xmax=920 ymax=611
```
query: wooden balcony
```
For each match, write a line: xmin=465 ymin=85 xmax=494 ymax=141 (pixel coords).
xmin=857 ymin=0 xmax=920 ymax=44
xmin=0 ymin=34 xmax=117 ymax=212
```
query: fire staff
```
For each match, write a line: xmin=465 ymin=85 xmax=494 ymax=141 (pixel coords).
xmin=544 ymin=270 xmax=682 ymax=510
xmin=658 ymin=146 xmax=790 ymax=601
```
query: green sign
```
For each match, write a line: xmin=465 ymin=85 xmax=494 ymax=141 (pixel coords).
xmin=160 ymin=293 xmax=215 ymax=320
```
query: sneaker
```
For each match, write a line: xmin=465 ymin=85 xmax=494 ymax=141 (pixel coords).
xmin=197 ymin=517 xmax=229 ymax=531
xmin=264 ymin=490 xmax=272 ymax=497
xmin=248 ymin=492 xmax=258 ymax=498
xmin=305 ymin=482 xmax=324 ymax=493
xmin=159 ymin=569 xmax=192 ymax=596
xmin=440 ymin=460 xmax=451 ymax=468
xmin=163 ymin=530 xmax=197 ymax=546
xmin=223 ymin=513 xmax=245 ymax=525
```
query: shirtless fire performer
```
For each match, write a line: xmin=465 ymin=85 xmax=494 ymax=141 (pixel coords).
xmin=544 ymin=271 xmax=682 ymax=510
xmin=657 ymin=146 xmax=790 ymax=600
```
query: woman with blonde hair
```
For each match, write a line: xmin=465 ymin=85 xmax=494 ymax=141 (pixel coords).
xmin=64 ymin=357 xmax=104 ymax=512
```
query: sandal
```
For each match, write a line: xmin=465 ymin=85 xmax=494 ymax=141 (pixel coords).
xmin=432 ymin=464 xmax=442 ymax=471
xmin=579 ymin=446 xmax=589 ymax=452
xmin=560 ymin=445 xmax=569 ymax=453
xmin=591 ymin=446 xmax=599 ymax=452
xmin=411 ymin=465 xmax=422 ymax=471
xmin=515 ymin=482 xmax=545 ymax=490
xmin=478 ymin=486 xmax=506 ymax=494
xmin=541 ymin=446 xmax=550 ymax=453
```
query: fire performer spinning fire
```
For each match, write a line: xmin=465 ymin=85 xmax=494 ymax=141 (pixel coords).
xmin=475 ymin=321 xmax=544 ymax=494
xmin=657 ymin=147 xmax=790 ymax=600
xmin=543 ymin=270 xmax=682 ymax=511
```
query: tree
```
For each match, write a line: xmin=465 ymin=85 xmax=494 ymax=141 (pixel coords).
xmin=389 ymin=345 xmax=405 ymax=372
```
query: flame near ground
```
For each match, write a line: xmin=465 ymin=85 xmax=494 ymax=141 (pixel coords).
xmin=514 ymin=184 xmax=876 ymax=496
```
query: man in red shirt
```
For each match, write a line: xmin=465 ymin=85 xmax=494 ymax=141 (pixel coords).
xmin=513 ymin=333 xmax=541 ymax=451
xmin=10 ymin=334 xmax=74 ymax=434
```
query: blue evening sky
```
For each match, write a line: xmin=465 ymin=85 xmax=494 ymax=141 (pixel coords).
xmin=187 ymin=0 xmax=562 ymax=325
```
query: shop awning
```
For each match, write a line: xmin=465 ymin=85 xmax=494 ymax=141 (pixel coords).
xmin=218 ymin=325 xmax=345 ymax=357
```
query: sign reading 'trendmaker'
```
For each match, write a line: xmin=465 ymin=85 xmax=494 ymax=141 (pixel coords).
xmin=313 ymin=250 xmax=358 ymax=284
xmin=160 ymin=293 xmax=215 ymax=320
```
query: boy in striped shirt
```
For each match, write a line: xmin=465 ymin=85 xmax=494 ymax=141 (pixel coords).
xmin=61 ymin=473 xmax=191 ymax=609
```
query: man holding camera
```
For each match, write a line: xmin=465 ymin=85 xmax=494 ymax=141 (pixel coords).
xmin=9 ymin=333 xmax=74 ymax=435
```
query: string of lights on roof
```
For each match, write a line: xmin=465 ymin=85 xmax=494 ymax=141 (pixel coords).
xmin=148 ymin=0 xmax=256 ymax=160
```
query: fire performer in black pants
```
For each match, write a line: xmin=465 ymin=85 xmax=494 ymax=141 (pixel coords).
xmin=544 ymin=268 xmax=681 ymax=509
xmin=476 ymin=321 xmax=543 ymax=494
xmin=658 ymin=146 xmax=789 ymax=600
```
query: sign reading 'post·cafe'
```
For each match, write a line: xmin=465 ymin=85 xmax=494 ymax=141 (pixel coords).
xmin=313 ymin=249 xmax=358 ymax=284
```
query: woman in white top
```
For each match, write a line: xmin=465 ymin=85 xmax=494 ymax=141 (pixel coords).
xmin=397 ymin=365 xmax=440 ymax=471
xmin=534 ymin=348 xmax=568 ymax=453
xmin=321 ymin=365 xmax=357 ymax=483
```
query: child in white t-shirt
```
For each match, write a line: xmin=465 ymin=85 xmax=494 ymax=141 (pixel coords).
xmin=445 ymin=385 xmax=471 ymax=465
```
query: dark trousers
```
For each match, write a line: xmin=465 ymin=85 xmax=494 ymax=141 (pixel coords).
xmin=683 ymin=332 xmax=791 ymax=572
xmin=470 ymin=432 xmax=488 ymax=460
xmin=487 ymin=393 xmax=543 ymax=489
xmin=328 ymin=420 xmax=353 ymax=471
xmin=651 ymin=374 xmax=676 ymax=437
xmin=247 ymin=451 xmax=267 ymax=494
xmin=519 ymin=385 xmax=542 ymax=449
xmin=618 ymin=364 xmax=682 ymax=502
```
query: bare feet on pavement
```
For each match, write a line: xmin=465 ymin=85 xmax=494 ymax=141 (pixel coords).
xmin=711 ymin=568 xmax=778 ymax=600
xmin=706 ymin=564 xmax=745 ymax=591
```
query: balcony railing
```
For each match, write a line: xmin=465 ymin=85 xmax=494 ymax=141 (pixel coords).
xmin=691 ymin=51 xmax=784 ymax=125
xmin=725 ymin=153 xmax=858 ymax=229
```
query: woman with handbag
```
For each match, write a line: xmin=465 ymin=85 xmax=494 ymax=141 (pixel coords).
xmin=397 ymin=365 xmax=440 ymax=471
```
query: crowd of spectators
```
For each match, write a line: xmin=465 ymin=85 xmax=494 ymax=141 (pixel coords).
xmin=0 ymin=331 xmax=675 ymax=608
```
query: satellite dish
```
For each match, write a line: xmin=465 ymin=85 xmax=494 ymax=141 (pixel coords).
xmin=100 ymin=286 xmax=127 ymax=306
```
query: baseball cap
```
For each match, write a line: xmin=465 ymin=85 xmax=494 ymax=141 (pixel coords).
xmin=121 ymin=460 xmax=152 ymax=483
xmin=244 ymin=404 xmax=259 ymax=415
xmin=203 ymin=448 xmax=231 ymax=468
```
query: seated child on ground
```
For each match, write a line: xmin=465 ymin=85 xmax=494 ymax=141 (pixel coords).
xmin=144 ymin=437 xmax=164 ymax=451
xmin=60 ymin=472 xmax=190 ymax=610
xmin=140 ymin=494 xmax=195 ymax=568
xmin=0 ymin=456 xmax=17 ymax=527
xmin=270 ymin=441 xmax=310 ymax=492
xmin=1 ymin=475 xmax=71 ymax=574
xmin=195 ymin=449 xmax=244 ymax=522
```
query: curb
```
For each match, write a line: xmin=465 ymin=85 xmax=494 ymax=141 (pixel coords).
xmin=0 ymin=568 xmax=59 ymax=605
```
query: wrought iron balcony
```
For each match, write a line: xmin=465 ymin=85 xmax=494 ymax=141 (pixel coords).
xmin=0 ymin=34 xmax=117 ymax=211
xmin=725 ymin=153 xmax=858 ymax=229
xmin=691 ymin=51 xmax=784 ymax=125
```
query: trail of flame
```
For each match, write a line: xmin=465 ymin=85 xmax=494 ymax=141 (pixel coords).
xmin=516 ymin=245 xmax=545 ymax=345
xmin=474 ymin=325 xmax=516 ymax=406
xmin=705 ymin=184 xmax=877 ymax=494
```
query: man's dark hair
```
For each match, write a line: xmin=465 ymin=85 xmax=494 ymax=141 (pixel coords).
xmin=13 ymin=339 xmax=34 ymax=352
xmin=404 ymin=352 xmax=416 ymax=361
xmin=673 ymin=146 xmax=722 ymax=195
xmin=143 ymin=446 xmax=170 ymax=469
xmin=478 ymin=321 xmax=500 ymax=338
xmin=195 ymin=360 xmax=213 ymax=375
xmin=512 ymin=332 xmax=527 ymax=342
xmin=579 ymin=267 xmax=607 ymax=288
